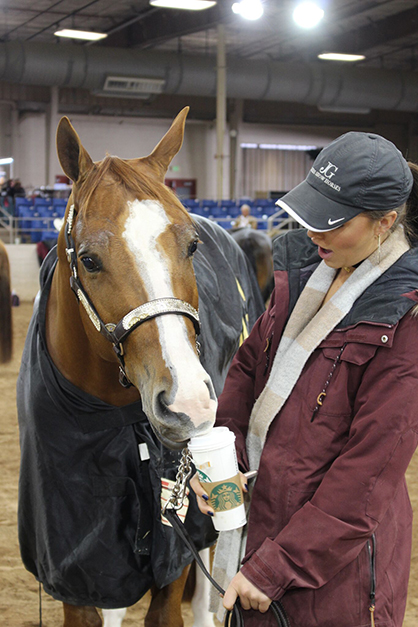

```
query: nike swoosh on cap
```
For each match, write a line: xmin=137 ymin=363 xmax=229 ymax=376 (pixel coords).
xmin=328 ymin=217 xmax=345 ymax=225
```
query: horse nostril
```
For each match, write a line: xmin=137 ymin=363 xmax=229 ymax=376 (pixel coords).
xmin=156 ymin=390 xmax=171 ymax=417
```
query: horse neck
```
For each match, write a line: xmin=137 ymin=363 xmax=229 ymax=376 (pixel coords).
xmin=45 ymin=258 xmax=140 ymax=406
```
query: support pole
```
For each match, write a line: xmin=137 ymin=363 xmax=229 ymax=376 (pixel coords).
xmin=229 ymin=99 xmax=243 ymax=199
xmin=216 ymin=23 xmax=226 ymax=201
xmin=46 ymin=85 xmax=59 ymax=186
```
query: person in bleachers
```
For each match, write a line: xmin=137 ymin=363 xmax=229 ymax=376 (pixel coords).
xmin=232 ymin=203 xmax=258 ymax=230
xmin=12 ymin=179 xmax=26 ymax=198
xmin=1 ymin=179 xmax=25 ymax=215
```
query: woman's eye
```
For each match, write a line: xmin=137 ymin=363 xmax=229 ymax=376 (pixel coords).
xmin=188 ymin=240 xmax=198 ymax=256
xmin=80 ymin=257 xmax=99 ymax=273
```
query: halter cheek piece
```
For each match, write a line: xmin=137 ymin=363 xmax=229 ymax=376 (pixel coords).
xmin=64 ymin=204 xmax=201 ymax=388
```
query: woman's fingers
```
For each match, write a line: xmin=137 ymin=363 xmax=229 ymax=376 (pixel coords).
xmin=189 ymin=472 xmax=215 ymax=516
xmin=223 ymin=572 xmax=272 ymax=613
xmin=222 ymin=581 xmax=239 ymax=610
xmin=239 ymin=471 xmax=249 ymax=493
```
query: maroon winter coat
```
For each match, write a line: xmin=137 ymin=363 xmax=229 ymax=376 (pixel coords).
xmin=217 ymin=230 xmax=418 ymax=627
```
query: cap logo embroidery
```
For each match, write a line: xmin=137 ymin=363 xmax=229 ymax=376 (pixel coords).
xmin=328 ymin=217 xmax=345 ymax=225
xmin=310 ymin=164 xmax=341 ymax=192
xmin=319 ymin=161 xmax=338 ymax=179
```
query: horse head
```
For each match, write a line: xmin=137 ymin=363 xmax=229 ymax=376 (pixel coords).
xmin=54 ymin=108 xmax=217 ymax=449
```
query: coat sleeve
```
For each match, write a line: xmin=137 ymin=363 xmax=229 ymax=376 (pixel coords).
xmin=240 ymin=312 xmax=418 ymax=600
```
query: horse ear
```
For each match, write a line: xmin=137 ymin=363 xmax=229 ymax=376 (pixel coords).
xmin=143 ymin=107 xmax=189 ymax=180
xmin=56 ymin=117 xmax=94 ymax=183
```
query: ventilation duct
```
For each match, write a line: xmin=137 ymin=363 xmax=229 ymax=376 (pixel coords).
xmin=1 ymin=41 xmax=418 ymax=113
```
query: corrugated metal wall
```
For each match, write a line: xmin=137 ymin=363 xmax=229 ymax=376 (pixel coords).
xmin=242 ymin=148 xmax=311 ymax=198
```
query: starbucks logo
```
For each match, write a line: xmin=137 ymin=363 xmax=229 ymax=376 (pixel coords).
xmin=210 ymin=482 xmax=243 ymax=511
xmin=197 ymin=469 xmax=212 ymax=483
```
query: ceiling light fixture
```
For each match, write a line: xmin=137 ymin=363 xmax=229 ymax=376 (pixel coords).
xmin=54 ymin=29 xmax=108 ymax=41
xmin=149 ymin=0 xmax=216 ymax=9
xmin=318 ymin=52 xmax=366 ymax=62
xmin=292 ymin=2 xmax=324 ymax=29
xmin=232 ymin=0 xmax=263 ymax=20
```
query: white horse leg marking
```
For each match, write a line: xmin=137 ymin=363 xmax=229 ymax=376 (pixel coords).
xmin=102 ymin=607 xmax=127 ymax=627
xmin=123 ymin=200 xmax=216 ymax=438
xmin=191 ymin=549 xmax=216 ymax=627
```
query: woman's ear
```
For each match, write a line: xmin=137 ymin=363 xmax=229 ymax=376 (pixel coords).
xmin=378 ymin=210 xmax=398 ymax=234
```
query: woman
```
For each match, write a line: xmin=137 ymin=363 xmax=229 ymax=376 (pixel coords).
xmin=192 ymin=131 xmax=418 ymax=626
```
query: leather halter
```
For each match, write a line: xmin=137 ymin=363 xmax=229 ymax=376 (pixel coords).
xmin=64 ymin=204 xmax=201 ymax=387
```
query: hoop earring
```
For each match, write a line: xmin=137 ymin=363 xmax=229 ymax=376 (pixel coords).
xmin=378 ymin=233 xmax=381 ymax=265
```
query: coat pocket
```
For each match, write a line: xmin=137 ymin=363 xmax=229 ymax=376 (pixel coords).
xmin=308 ymin=342 xmax=379 ymax=423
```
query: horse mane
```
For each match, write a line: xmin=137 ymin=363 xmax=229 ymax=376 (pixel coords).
xmin=0 ymin=241 xmax=12 ymax=363
xmin=77 ymin=156 xmax=190 ymax=220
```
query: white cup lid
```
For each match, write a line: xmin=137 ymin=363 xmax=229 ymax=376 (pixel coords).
xmin=188 ymin=426 xmax=236 ymax=452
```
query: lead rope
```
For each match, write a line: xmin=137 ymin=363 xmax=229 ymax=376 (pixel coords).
xmin=163 ymin=449 xmax=290 ymax=627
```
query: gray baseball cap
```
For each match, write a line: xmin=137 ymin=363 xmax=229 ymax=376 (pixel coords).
xmin=276 ymin=132 xmax=413 ymax=232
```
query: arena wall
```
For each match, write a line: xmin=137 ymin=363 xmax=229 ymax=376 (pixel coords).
xmin=5 ymin=244 xmax=40 ymax=302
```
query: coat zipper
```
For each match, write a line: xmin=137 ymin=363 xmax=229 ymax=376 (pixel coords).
xmin=367 ymin=534 xmax=377 ymax=627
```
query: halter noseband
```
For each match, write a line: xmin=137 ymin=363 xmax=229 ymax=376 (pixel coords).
xmin=64 ymin=204 xmax=201 ymax=387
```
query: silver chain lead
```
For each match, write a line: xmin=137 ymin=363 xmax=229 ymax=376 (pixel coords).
xmin=163 ymin=447 xmax=193 ymax=512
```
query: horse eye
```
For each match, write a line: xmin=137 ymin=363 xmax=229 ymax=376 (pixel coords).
xmin=80 ymin=257 xmax=99 ymax=273
xmin=188 ymin=240 xmax=198 ymax=256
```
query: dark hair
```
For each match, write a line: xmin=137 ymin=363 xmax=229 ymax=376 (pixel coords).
xmin=367 ymin=161 xmax=418 ymax=247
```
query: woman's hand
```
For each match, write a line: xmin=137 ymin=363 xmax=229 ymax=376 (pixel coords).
xmin=223 ymin=571 xmax=272 ymax=613
xmin=189 ymin=471 xmax=249 ymax=516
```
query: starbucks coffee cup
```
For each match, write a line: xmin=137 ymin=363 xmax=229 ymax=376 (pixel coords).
xmin=188 ymin=426 xmax=246 ymax=531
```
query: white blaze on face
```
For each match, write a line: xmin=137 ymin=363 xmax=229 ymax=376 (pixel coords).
xmin=123 ymin=199 xmax=216 ymax=429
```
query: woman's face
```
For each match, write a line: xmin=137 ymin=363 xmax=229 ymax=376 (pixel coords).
xmin=307 ymin=213 xmax=394 ymax=269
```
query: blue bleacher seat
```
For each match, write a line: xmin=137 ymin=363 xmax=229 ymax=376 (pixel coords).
xmin=31 ymin=213 xmax=43 ymax=243
xmin=182 ymin=199 xmax=199 ymax=210
xmin=189 ymin=207 xmax=204 ymax=217
xmin=37 ymin=204 xmax=54 ymax=218
xmin=53 ymin=198 xmax=68 ymax=209
xmin=15 ymin=197 xmax=33 ymax=217
xmin=18 ymin=205 xmax=35 ymax=236
xmin=201 ymin=200 xmax=218 ymax=211
xmin=220 ymin=200 xmax=237 ymax=209
xmin=264 ymin=205 xmax=277 ymax=216
xmin=210 ymin=206 xmax=223 ymax=218
xmin=231 ymin=208 xmax=241 ymax=218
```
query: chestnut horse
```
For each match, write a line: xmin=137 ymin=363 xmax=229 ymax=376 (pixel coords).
xmin=17 ymin=109 xmax=264 ymax=627
xmin=0 ymin=240 xmax=12 ymax=363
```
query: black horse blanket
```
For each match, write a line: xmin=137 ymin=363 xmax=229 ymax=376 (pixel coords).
xmin=17 ymin=215 xmax=264 ymax=609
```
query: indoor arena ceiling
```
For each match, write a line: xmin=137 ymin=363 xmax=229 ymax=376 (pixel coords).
xmin=1 ymin=0 xmax=418 ymax=123
xmin=1 ymin=0 xmax=418 ymax=69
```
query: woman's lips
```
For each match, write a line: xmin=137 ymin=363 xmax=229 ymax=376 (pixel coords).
xmin=318 ymin=246 xmax=333 ymax=259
